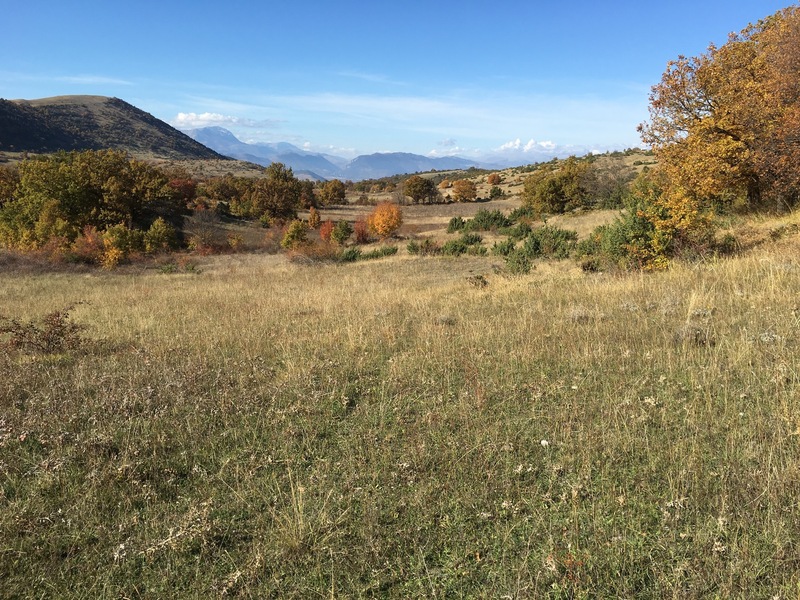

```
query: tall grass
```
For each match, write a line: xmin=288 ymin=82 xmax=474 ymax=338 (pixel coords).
xmin=2 ymin=243 xmax=800 ymax=597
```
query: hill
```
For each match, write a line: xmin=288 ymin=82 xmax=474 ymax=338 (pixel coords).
xmin=0 ymin=95 xmax=225 ymax=161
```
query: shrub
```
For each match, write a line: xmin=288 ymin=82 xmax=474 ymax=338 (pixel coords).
xmin=0 ymin=304 xmax=86 ymax=354
xmin=504 ymin=249 xmax=533 ymax=274
xmin=281 ymin=220 xmax=309 ymax=249
xmin=521 ymin=225 xmax=578 ymax=259
xmin=339 ymin=247 xmax=362 ymax=262
xmin=469 ymin=209 xmax=511 ymax=231
xmin=508 ymin=205 xmax=538 ymax=222
xmin=492 ymin=238 xmax=517 ymax=256
xmin=331 ymin=220 xmax=353 ymax=245
xmin=447 ymin=216 xmax=467 ymax=233
xmin=319 ymin=220 xmax=334 ymax=243
xmin=70 ymin=225 xmax=104 ymax=264
xmin=144 ymin=217 xmax=177 ymax=253
xmin=360 ymin=245 xmax=398 ymax=260
xmin=307 ymin=206 xmax=321 ymax=229
xmin=354 ymin=219 xmax=370 ymax=244
xmin=407 ymin=239 xmax=442 ymax=256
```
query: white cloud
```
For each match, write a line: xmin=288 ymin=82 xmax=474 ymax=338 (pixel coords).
xmin=171 ymin=112 xmax=277 ymax=129
xmin=498 ymin=139 xmax=558 ymax=153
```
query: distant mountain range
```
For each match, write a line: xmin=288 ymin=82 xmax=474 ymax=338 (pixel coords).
xmin=0 ymin=95 xmax=224 ymax=160
xmin=183 ymin=126 xmax=490 ymax=181
xmin=0 ymin=95 xmax=506 ymax=180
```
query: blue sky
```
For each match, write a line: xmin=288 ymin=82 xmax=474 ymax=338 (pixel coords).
xmin=1 ymin=1 xmax=793 ymax=162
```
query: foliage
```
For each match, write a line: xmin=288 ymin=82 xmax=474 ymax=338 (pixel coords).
xmin=521 ymin=156 xmax=591 ymax=214
xmin=489 ymin=185 xmax=504 ymax=199
xmin=340 ymin=245 xmax=398 ymax=262
xmin=144 ymin=217 xmax=177 ymax=253
xmin=338 ymin=247 xmax=362 ymax=262
xmin=317 ymin=179 xmax=346 ymax=206
xmin=0 ymin=150 xmax=182 ymax=250
xmin=441 ymin=232 xmax=486 ymax=257
xmin=577 ymin=171 xmax=716 ymax=270
xmin=451 ymin=179 xmax=478 ymax=202
xmin=447 ymin=216 xmax=466 ymax=233
xmin=331 ymin=220 xmax=353 ymax=245
xmin=520 ymin=225 xmax=578 ymax=259
xmin=319 ymin=219 xmax=334 ymax=243
xmin=486 ymin=173 xmax=501 ymax=185
xmin=367 ymin=202 xmax=403 ymax=238
xmin=491 ymin=238 xmax=517 ymax=256
xmin=638 ymin=6 xmax=800 ymax=211
xmin=406 ymin=238 xmax=442 ymax=256
xmin=249 ymin=163 xmax=302 ymax=222
xmin=403 ymin=175 xmax=440 ymax=204
xmin=353 ymin=219 xmax=370 ymax=244
xmin=0 ymin=304 xmax=85 ymax=354
xmin=469 ymin=209 xmax=511 ymax=231
xmin=503 ymin=248 xmax=533 ymax=274
xmin=281 ymin=219 xmax=308 ymax=249
xmin=307 ymin=206 xmax=321 ymax=229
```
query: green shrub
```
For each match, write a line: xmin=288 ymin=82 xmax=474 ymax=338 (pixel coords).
xmin=144 ymin=217 xmax=177 ymax=253
xmin=498 ymin=222 xmax=532 ymax=241
xmin=331 ymin=220 xmax=353 ymax=245
xmin=361 ymin=245 xmax=398 ymax=260
xmin=447 ymin=216 xmax=467 ymax=233
xmin=469 ymin=209 xmax=511 ymax=231
xmin=281 ymin=220 xmax=308 ymax=249
xmin=521 ymin=225 xmax=578 ymax=259
xmin=492 ymin=238 xmax=517 ymax=256
xmin=407 ymin=239 xmax=442 ymax=256
xmin=504 ymin=249 xmax=533 ymax=274
xmin=508 ymin=205 xmax=538 ymax=222
xmin=338 ymin=247 xmax=362 ymax=262
xmin=441 ymin=239 xmax=469 ymax=256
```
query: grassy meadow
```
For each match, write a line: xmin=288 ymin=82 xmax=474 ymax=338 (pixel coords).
xmin=2 ymin=218 xmax=800 ymax=597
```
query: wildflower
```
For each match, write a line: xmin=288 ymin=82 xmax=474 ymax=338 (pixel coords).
xmin=540 ymin=439 xmax=550 ymax=448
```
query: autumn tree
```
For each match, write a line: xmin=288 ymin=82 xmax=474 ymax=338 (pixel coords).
xmin=367 ymin=202 xmax=403 ymax=238
xmin=317 ymin=179 xmax=346 ymax=206
xmin=403 ymin=175 xmax=439 ymax=204
xmin=638 ymin=6 xmax=800 ymax=211
xmin=451 ymin=179 xmax=478 ymax=202
xmin=487 ymin=173 xmax=501 ymax=185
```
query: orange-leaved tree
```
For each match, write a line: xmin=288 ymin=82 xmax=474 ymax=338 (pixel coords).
xmin=451 ymin=179 xmax=477 ymax=202
xmin=367 ymin=202 xmax=403 ymax=238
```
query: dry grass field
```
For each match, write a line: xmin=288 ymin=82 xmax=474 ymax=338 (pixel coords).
xmin=2 ymin=197 xmax=800 ymax=597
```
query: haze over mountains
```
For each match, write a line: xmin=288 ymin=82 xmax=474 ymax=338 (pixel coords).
xmin=182 ymin=126 xmax=492 ymax=181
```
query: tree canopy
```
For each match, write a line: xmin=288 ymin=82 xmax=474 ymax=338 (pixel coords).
xmin=638 ymin=6 xmax=800 ymax=211
xmin=403 ymin=175 xmax=439 ymax=204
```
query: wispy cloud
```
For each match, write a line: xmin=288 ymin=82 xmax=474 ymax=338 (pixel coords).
xmin=337 ymin=70 xmax=406 ymax=86
xmin=56 ymin=75 xmax=133 ymax=86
